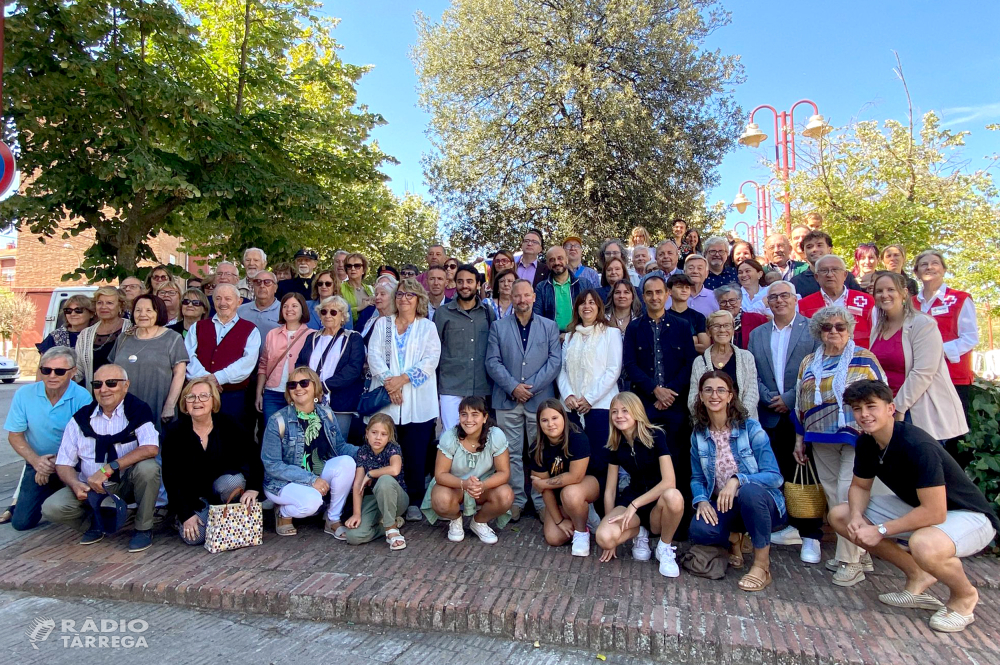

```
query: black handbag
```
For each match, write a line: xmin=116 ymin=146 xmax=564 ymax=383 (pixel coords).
xmin=357 ymin=319 xmax=393 ymax=416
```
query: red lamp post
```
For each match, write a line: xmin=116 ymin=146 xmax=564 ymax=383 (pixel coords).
xmin=738 ymin=100 xmax=832 ymax=235
xmin=731 ymin=178 xmax=779 ymax=252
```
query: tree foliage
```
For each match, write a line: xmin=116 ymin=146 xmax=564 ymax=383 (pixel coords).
xmin=414 ymin=0 xmax=743 ymax=253
xmin=4 ymin=0 xmax=394 ymax=281
xmin=0 ymin=289 xmax=37 ymax=352
xmin=362 ymin=192 xmax=442 ymax=270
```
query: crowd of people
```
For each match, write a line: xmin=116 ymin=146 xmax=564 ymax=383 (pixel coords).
xmin=2 ymin=216 xmax=996 ymax=634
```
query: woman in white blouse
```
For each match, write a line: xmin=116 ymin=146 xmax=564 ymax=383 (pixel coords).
xmin=737 ymin=259 xmax=769 ymax=315
xmin=557 ymin=289 xmax=622 ymax=491
xmin=367 ymin=277 xmax=441 ymax=522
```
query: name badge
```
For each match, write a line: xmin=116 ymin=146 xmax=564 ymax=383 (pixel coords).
xmin=930 ymin=305 xmax=949 ymax=316
xmin=847 ymin=305 xmax=864 ymax=316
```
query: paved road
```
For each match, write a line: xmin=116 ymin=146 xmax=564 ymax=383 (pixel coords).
xmin=0 ymin=380 xmax=30 ymax=506
xmin=0 ymin=591 xmax=662 ymax=665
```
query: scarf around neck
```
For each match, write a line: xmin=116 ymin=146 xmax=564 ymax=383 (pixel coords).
xmin=809 ymin=340 xmax=856 ymax=428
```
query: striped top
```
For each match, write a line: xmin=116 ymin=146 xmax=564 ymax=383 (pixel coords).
xmin=793 ymin=348 xmax=886 ymax=445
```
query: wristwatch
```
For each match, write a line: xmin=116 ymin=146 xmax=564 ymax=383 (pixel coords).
xmin=876 ymin=523 xmax=887 ymax=536
xmin=109 ymin=460 xmax=120 ymax=472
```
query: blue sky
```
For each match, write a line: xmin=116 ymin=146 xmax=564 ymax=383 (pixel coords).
xmin=325 ymin=0 xmax=1000 ymax=233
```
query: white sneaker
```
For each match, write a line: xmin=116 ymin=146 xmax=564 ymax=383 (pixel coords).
xmin=468 ymin=519 xmax=498 ymax=544
xmin=587 ymin=505 xmax=601 ymax=533
xmin=632 ymin=526 xmax=651 ymax=561
xmin=571 ymin=530 xmax=590 ymax=557
xmin=405 ymin=506 xmax=423 ymax=522
xmin=800 ymin=538 xmax=822 ymax=564
xmin=658 ymin=543 xmax=679 ymax=578
xmin=447 ymin=517 xmax=465 ymax=542
xmin=771 ymin=525 xmax=803 ymax=546
xmin=860 ymin=551 xmax=875 ymax=573
xmin=654 ymin=539 xmax=671 ymax=562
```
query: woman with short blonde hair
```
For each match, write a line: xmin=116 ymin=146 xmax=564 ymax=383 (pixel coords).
xmin=76 ymin=286 xmax=131 ymax=389
xmin=688 ymin=309 xmax=759 ymax=419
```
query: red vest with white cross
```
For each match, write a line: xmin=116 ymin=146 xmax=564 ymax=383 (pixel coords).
xmin=912 ymin=288 xmax=974 ymax=385
xmin=797 ymin=289 xmax=874 ymax=348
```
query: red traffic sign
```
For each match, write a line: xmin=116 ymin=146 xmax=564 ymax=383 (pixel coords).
xmin=0 ymin=142 xmax=15 ymax=198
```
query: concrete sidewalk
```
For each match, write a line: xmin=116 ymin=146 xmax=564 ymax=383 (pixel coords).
xmin=0 ymin=517 xmax=997 ymax=663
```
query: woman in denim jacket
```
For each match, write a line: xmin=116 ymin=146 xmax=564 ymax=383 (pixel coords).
xmin=689 ymin=370 xmax=786 ymax=592
xmin=262 ymin=367 xmax=358 ymax=539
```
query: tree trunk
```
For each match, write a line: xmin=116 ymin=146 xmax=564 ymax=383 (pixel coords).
xmin=235 ymin=0 xmax=252 ymax=115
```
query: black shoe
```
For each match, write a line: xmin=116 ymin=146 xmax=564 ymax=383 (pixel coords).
xmin=80 ymin=528 xmax=105 ymax=545
xmin=128 ymin=529 xmax=153 ymax=553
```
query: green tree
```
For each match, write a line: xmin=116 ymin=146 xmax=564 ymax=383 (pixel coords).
xmin=361 ymin=192 xmax=442 ymax=270
xmin=413 ymin=0 xmax=744 ymax=252
xmin=0 ymin=289 xmax=36 ymax=357
xmin=4 ymin=0 xmax=393 ymax=281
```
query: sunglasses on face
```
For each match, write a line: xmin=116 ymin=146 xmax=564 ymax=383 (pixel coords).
xmin=286 ymin=379 xmax=312 ymax=390
xmin=319 ymin=308 xmax=339 ymax=317
xmin=445 ymin=263 xmax=458 ymax=269
xmin=252 ymin=279 xmax=275 ymax=286
xmin=40 ymin=366 xmax=72 ymax=376
xmin=151 ymin=274 xmax=170 ymax=281
xmin=91 ymin=379 xmax=125 ymax=389
xmin=820 ymin=323 xmax=848 ymax=333
xmin=401 ymin=271 xmax=416 ymax=278
xmin=316 ymin=280 xmax=335 ymax=287
xmin=181 ymin=299 xmax=204 ymax=307
xmin=345 ymin=263 xmax=364 ymax=270
xmin=184 ymin=393 xmax=212 ymax=403
xmin=63 ymin=307 xmax=87 ymax=315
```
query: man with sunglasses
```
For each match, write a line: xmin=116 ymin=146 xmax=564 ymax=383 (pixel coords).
xmin=42 ymin=364 xmax=161 ymax=552
xmin=4 ymin=347 xmax=92 ymax=531
xmin=238 ymin=270 xmax=281 ymax=342
xmin=797 ymin=254 xmax=875 ymax=348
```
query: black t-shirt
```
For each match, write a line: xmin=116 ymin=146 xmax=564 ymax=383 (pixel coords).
xmin=609 ymin=429 xmax=671 ymax=495
xmin=855 ymin=422 xmax=1000 ymax=532
xmin=528 ymin=430 xmax=590 ymax=476
xmin=669 ymin=307 xmax=706 ymax=336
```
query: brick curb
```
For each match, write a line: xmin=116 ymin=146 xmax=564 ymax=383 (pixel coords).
xmin=1 ymin=521 xmax=997 ymax=663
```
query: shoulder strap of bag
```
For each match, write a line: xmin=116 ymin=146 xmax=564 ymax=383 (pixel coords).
xmin=384 ymin=317 xmax=393 ymax=368
xmin=275 ymin=412 xmax=285 ymax=439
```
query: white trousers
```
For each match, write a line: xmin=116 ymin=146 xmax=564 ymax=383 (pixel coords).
xmin=264 ymin=456 xmax=356 ymax=521
xmin=439 ymin=395 xmax=464 ymax=431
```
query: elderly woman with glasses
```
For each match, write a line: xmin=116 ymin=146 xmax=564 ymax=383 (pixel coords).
xmin=169 ymin=289 xmax=210 ymax=339
xmin=367 ymin=277 xmax=441 ymax=522
xmin=713 ymin=285 xmax=769 ymax=350
xmin=793 ymin=305 xmax=887 ymax=588
xmin=262 ymin=366 xmax=358 ymax=538
xmin=341 ymin=253 xmax=375 ymax=322
xmin=76 ymin=286 xmax=132 ymax=390
xmin=153 ymin=280 xmax=182 ymax=326
xmin=162 ymin=377 xmax=263 ymax=545
xmin=306 ymin=270 xmax=352 ymax=331
xmin=297 ymin=295 xmax=366 ymax=436
xmin=37 ymin=294 xmax=94 ymax=355
xmin=688 ymin=310 xmax=759 ymax=420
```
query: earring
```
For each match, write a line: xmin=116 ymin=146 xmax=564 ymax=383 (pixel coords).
xmin=314 ymin=397 xmax=319 ymax=403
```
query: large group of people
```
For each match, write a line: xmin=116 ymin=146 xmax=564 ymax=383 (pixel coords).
xmin=2 ymin=214 xmax=995 ymax=634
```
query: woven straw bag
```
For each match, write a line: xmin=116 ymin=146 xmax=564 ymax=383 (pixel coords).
xmin=784 ymin=462 xmax=827 ymax=519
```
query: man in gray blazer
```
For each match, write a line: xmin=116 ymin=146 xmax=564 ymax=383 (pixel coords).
xmin=485 ymin=279 xmax=561 ymax=520
xmin=748 ymin=280 xmax=823 ymax=563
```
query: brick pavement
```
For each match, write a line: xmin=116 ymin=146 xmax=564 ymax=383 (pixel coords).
xmin=0 ymin=518 xmax=997 ymax=664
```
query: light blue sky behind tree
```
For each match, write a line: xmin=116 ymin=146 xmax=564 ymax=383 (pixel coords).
xmin=327 ymin=0 xmax=1000 ymax=237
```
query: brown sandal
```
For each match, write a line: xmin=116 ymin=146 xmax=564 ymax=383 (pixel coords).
xmin=738 ymin=566 xmax=772 ymax=592
xmin=275 ymin=516 xmax=297 ymax=536
xmin=728 ymin=535 xmax=745 ymax=568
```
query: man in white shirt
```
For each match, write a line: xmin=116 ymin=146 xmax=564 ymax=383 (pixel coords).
xmin=42 ymin=364 xmax=161 ymax=552
xmin=238 ymin=247 xmax=267 ymax=300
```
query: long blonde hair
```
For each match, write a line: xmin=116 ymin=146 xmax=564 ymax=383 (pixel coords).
xmin=606 ymin=392 xmax=663 ymax=451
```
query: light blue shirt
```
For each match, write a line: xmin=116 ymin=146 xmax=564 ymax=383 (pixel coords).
xmin=238 ymin=298 xmax=281 ymax=355
xmin=4 ymin=380 xmax=93 ymax=457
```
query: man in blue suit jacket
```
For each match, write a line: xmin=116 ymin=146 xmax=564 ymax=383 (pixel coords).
xmin=486 ymin=279 xmax=561 ymax=519
xmin=747 ymin=280 xmax=824 ymax=563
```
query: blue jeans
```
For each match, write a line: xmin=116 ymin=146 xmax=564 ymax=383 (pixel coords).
xmin=689 ymin=482 xmax=786 ymax=550
xmin=11 ymin=462 xmax=64 ymax=531
xmin=262 ymin=390 xmax=287 ymax=427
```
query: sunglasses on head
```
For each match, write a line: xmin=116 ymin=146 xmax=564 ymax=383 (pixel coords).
xmin=319 ymin=308 xmax=339 ymax=316
xmin=316 ymin=280 xmax=335 ymax=287
xmin=91 ymin=379 xmax=125 ymax=389
xmin=63 ymin=307 xmax=86 ymax=315
xmin=40 ymin=366 xmax=72 ymax=376
xmin=181 ymin=299 xmax=204 ymax=307
xmin=286 ymin=378 xmax=312 ymax=390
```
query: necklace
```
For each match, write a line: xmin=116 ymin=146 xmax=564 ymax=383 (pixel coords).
xmin=877 ymin=439 xmax=891 ymax=464
xmin=712 ymin=345 xmax=731 ymax=369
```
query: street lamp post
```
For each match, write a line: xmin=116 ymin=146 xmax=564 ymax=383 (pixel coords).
xmin=731 ymin=178 xmax=779 ymax=252
xmin=738 ymin=99 xmax=832 ymax=235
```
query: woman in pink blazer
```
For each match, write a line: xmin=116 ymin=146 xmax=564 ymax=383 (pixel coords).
xmin=256 ymin=293 xmax=313 ymax=424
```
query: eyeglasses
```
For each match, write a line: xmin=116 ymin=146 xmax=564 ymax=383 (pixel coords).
xmin=701 ymin=387 xmax=731 ymax=396
xmin=252 ymin=279 xmax=275 ymax=286
xmin=316 ymin=280 xmax=335 ymax=287
xmin=122 ymin=284 xmax=141 ymax=291
xmin=816 ymin=268 xmax=845 ymax=276
xmin=564 ymin=243 xmax=582 ymax=250
xmin=151 ymin=274 xmax=170 ymax=281
xmin=91 ymin=379 xmax=125 ymax=389
xmin=522 ymin=238 xmax=541 ymax=246
xmin=395 ymin=292 xmax=417 ymax=300
xmin=345 ymin=263 xmax=364 ymax=270
xmin=717 ymin=298 xmax=740 ymax=307
xmin=216 ymin=271 xmax=238 ymax=278
xmin=286 ymin=379 xmax=312 ymax=390
xmin=820 ymin=323 xmax=849 ymax=333
xmin=400 ymin=271 xmax=417 ymax=278
xmin=203 ymin=285 xmax=216 ymax=292
xmin=319 ymin=308 xmax=340 ymax=316
xmin=40 ymin=366 xmax=72 ymax=376
xmin=445 ymin=263 xmax=458 ymax=270
xmin=181 ymin=299 xmax=204 ymax=307
xmin=709 ymin=323 xmax=734 ymax=331
xmin=183 ymin=393 xmax=212 ymax=403
xmin=158 ymin=291 xmax=179 ymax=298
xmin=63 ymin=307 xmax=87 ymax=315
xmin=766 ymin=292 xmax=793 ymax=302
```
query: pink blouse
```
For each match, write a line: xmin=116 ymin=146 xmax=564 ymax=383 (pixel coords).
xmin=871 ymin=328 xmax=905 ymax=395
xmin=710 ymin=428 xmax=738 ymax=496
